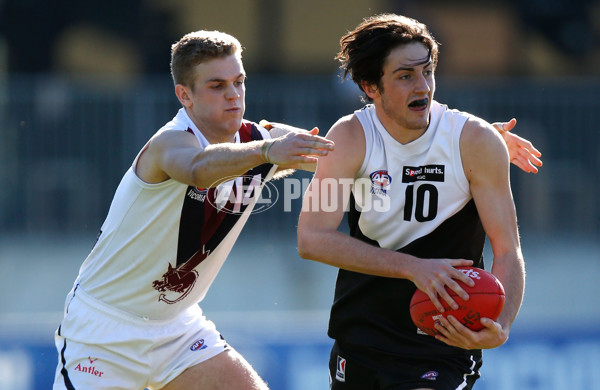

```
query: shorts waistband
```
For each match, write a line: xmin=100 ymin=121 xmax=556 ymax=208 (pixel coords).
xmin=70 ymin=284 xmax=199 ymax=326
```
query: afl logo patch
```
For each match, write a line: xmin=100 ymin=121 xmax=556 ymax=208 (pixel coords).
xmin=369 ymin=170 xmax=392 ymax=195
xmin=421 ymin=370 xmax=438 ymax=380
xmin=190 ymin=339 xmax=208 ymax=351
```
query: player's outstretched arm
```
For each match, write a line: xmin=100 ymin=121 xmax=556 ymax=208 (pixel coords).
xmin=136 ymin=127 xmax=333 ymax=188
xmin=492 ymin=118 xmax=543 ymax=173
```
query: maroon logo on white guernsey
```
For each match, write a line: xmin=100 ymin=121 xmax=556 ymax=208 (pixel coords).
xmin=152 ymin=246 xmax=211 ymax=304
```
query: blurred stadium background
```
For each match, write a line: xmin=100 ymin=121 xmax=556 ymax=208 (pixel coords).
xmin=1 ymin=0 xmax=599 ymax=389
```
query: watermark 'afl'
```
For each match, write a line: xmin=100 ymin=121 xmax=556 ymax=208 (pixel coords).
xmin=206 ymin=175 xmax=391 ymax=215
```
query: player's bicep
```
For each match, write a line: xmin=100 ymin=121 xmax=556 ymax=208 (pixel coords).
xmin=145 ymin=130 xmax=202 ymax=185
xmin=462 ymin=120 xmax=519 ymax=256
xmin=300 ymin=166 xmax=349 ymax=231
xmin=473 ymin=174 xmax=519 ymax=257
xmin=299 ymin=118 xmax=364 ymax=232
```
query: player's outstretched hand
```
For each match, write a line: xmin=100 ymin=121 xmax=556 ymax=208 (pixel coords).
xmin=492 ymin=118 xmax=543 ymax=173
xmin=266 ymin=127 xmax=334 ymax=170
xmin=433 ymin=314 xmax=508 ymax=350
xmin=408 ymin=258 xmax=475 ymax=314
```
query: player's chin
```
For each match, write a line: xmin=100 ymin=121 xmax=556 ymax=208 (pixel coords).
xmin=223 ymin=115 xmax=243 ymax=130
xmin=405 ymin=117 xmax=429 ymax=131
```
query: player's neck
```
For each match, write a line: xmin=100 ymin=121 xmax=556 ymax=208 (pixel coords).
xmin=376 ymin=110 xmax=428 ymax=145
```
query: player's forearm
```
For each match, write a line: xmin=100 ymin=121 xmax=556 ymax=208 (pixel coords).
xmin=191 ymin=141 xmax=268 ymax=187
xmin=491 ymin=252 xmax=526 ymax=331
xmin=297 ymin=228 xmax=414 ymax=278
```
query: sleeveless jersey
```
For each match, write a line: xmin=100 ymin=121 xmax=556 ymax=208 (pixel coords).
xmin=74 ymin=108 xmax=275 ymax=320
xmin=328 ymin=101 xmax=486 ymax=357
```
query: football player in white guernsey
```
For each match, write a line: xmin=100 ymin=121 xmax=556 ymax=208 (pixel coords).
xmin=298 ymin=14 xmax=541 ymax=390
xmin=53 ymin=31 xmax=333 ymax=390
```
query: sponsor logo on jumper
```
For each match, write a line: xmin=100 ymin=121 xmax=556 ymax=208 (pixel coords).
xmin=421 ymin=370 xmax=438 ymax=380
xmin=190 ymin=339 xmax=208 ymax=351
xmin=369 ymin=170 xmax=392 ymax=195
xmin=74 ymin=357 xmax=104 ymax=378
xmin=402 ymin=165 xmax=445 ymax=183
xmin=335 ymin=355 xmax=346 ymax=382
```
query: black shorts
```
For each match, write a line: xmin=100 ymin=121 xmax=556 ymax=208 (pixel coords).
xmin=329 ymin=341 xmax=481 ymax=390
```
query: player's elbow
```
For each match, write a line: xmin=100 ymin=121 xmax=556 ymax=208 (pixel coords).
xmin=188 ymin=155 xmax=211 ymax=188
xmin=297 ymin=227 xmax=317 ymax=261
xmin=296 ymin=231 xmax=311 ymax=260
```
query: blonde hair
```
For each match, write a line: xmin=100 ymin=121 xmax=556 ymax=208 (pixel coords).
xmin=170 ymin=30 xmax=242 ymax=88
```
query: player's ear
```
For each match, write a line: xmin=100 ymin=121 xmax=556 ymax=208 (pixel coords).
xmin=361 ymin=81 xmax=379 ymax=99
xmin=175 ymin=84 xmax=193 ymax=108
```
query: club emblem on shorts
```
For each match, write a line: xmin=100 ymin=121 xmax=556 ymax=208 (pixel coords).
xmin=421 ymin=370 xmax=438 ymax=381
xmin=369 ymin=170 xmax=392 ymax=196
xmin=190 ymin=339 xmax=208 ymax=351
xmin=335 ymin=355 xmax=346 ymax=382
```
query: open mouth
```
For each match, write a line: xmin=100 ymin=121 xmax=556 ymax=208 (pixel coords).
xmin=408 ymin=98 xmax=428 ymax=109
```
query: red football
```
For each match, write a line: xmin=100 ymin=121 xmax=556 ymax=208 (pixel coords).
xmin=409 ymin=266 xmax=505 ymax=336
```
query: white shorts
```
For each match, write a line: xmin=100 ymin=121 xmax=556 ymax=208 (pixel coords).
xmin=53 ymin=286 xmax=230 ymax=390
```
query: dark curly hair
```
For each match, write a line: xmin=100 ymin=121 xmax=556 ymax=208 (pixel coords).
xmin=336 ymin=14 xmax=439 ymax=102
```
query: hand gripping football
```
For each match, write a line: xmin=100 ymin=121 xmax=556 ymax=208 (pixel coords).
xmin=410 ymin=266 xmax=505 ymax=336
